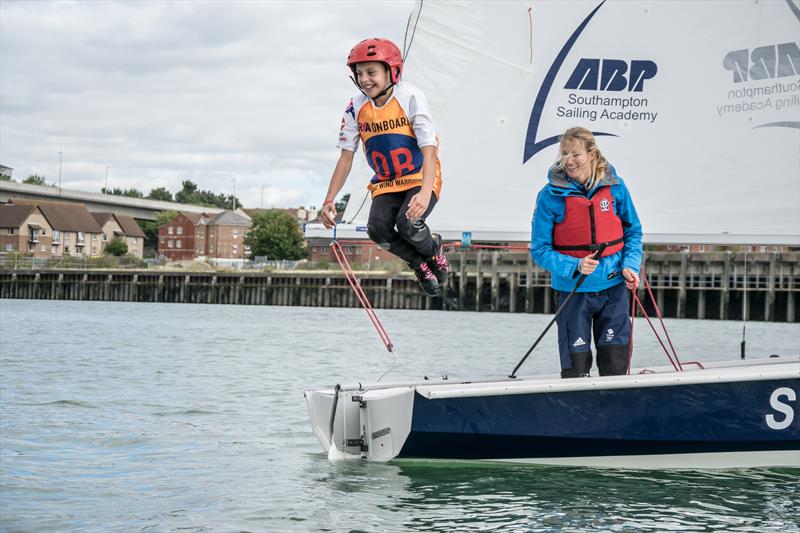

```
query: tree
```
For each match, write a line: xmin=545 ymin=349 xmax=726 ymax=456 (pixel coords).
xmin=102 ymin=187 xmax=144 ymax=198
xmin=335 ymin=193 xmax=350 ymax=213
xmin=174 ymin=179 xmax=240 ymax=209
xmin=147 ymin=187 xmax=173 ymax=202
xmin=245 ymin=209 xmax=307 ymax=260
xmin=104 ymin=237 xmax=128 ymax=256
xmin=23 ymin=174 xmax=49 ymax=186
xmin=0 ymin=174 xmax=12 ymax=182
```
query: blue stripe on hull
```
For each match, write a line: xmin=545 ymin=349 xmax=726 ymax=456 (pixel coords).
xmin=399 ymin=379 xmax=799 ymax=460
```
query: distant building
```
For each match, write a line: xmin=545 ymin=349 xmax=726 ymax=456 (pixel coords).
xmin=157 ymin=212 xmax=209 ymax=261
xmin=0 ymin=204 xmax=53 ymax=257
xmin=157 ymin=210 xmax=252 ymax=261
xmin=306 ymin=237 xmax=397 ymax=266
xmin=0 ymin=165 xmax=12 ymax=179
xmin=90 ymin=212 xmax=146 ymax=259
xmin=243 ymin=206 xmax=319 ymax=230
xmin=6 ymin=198 xmax=103 ymax=256
xmin=205 ymin=211 xmax=252 ymax=260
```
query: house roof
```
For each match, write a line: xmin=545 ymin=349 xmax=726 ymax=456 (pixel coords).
xmin=181 ymin=212 xmax=208 ymax=224
xmin=114 ymin=214 xmax=145 ymax=238
xmin=91 ymin=211 xmax=145 ymax=238
xmin=9 ymin=198 xmax=102 ymax=232
xmin=91 ymin=212 xmax=114 ymax=226
xmin=207 ymin=210 xmax=252 ymax=227
xmin=0 ymin=204 xmax=38 ymax=228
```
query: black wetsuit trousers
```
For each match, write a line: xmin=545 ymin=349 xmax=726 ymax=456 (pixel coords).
xmin=367 ymin=186 xmax=438 ymax=268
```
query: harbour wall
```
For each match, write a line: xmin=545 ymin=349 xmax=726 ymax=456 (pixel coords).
xmin=1 ymin=251 xmax=797 ymax=322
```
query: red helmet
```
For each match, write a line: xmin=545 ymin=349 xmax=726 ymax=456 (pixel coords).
xmin=346 ymin=38 xmax=403 ymax=84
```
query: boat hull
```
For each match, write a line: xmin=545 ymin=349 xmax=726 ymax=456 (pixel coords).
xmin=401 ymin=378 xmax=799 ymax=467
xmin=306 ymin=357 xmax=800 ymax=468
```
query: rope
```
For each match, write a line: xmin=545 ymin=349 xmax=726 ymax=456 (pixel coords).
xmin=628 ymin=268 xmax=688 ymax=374
xmin=642 ymin=270 xmax=683 ymax=370
xmin=330 ymin=237 xmax=394 ymax=353
xmin=627 ymin=267 xmax=686 ymax=372
xmin=528 ymin=7 xmax=534 ymax=65
xmin=631 ymin=290 xmax=680 ymax=371
xmin=627 ymin=285 xmax=636 ymax=374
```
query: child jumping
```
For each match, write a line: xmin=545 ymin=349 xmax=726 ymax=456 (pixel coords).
xmin=320 ymin=37 xmax=448 ymax=297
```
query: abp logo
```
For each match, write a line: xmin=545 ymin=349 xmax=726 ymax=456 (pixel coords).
xmin=564 ymin=59 xmax=658 ymax=92
xmin=723 ymin=42 xmax=800 ymax=83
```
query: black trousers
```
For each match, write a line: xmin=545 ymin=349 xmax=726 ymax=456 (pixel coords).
xmin=367 ymin=187 xmax=438 ymax=268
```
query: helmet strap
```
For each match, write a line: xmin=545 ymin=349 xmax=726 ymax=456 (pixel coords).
xmin=349 ymin=75 xmax=395 ymax=101
xmin=349 ymin=75 xmax=367 ymax=97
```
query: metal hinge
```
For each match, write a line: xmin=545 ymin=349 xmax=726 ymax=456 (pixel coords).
xmin=351 ymin=395 xmax=366 ymax=408
xmin=345 ymin=438 xmax=368 ymax=452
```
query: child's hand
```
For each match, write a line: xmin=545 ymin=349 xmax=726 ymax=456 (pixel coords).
xmin=321 ymin=203 xmax=337 ymax=229
xmin=405 ymin=191 xmax=430 ymax=220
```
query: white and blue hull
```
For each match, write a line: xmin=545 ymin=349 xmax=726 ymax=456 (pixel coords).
xmin=306 ymin=357 xmax=800 ymax=469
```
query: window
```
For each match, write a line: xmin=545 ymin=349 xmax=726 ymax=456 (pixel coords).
xmin=28 ymin=243 xmax=35 ymax=252
xmin=77 ymin=231 xmax=85 ymax=244
xmin=176 ymin=240 xmax=182 ymax=248
xmin=29 ymin=229 xmax=39 ymax=243
xmin=5 ymin=228 xmax=13 ymax=235
xmin=52 ymin=245 xmax=58 ymax=254
xmin=92 ymin=234 xmax=97 ymax=241
xmin=168 ymin=227 xmax=174 ymax=235
xmin=103 ymin=233 xmax=108 ymax=241
xmin=5 ymin=243 xmax=13 ymax=251
xmin=233 ymin=229 xmax=238 ymax=237
xmin=52 ymin=230 xmax=60 ymax=244
xmin=167 ymin=240 xmax=173 ymax=248
xmin=160 ymin=236 xmax=165 ymax=243
xmin=41 ymin=245 xmax=46 ymax=252
xmin=177 ymin=227 xmax=183 ymax=235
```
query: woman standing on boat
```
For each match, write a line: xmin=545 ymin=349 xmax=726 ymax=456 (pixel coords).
xmin=320 ymin=38 xmax=448 ymax=297
xmin=531 ymin=127 xmax=643 ymax=378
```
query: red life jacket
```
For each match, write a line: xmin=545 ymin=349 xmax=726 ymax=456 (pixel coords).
xmin=552 ymin=186 xmax=624 ymax=258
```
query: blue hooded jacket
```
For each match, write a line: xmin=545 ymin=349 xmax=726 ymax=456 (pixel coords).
xmin=530 ymin=163 xmax=643 ymax=293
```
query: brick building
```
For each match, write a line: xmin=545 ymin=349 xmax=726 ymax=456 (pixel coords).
xmin=205 ymin=211 xmax=252 ymax=259
xmin=91 ymin=212 xmax=146 ymax=259
xmin=158 ymin=210 xmax=252 ymax=261
xmin=157 ymin=212 xmax=209 ymax=261
xmin=7 ymin=199 xmax=103 ymax=256
xmin=0 ymin=204 xmax=53 ymax=257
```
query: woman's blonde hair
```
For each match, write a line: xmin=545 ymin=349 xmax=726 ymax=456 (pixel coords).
xmin=556 ymin=127 xmax=609 ymax=190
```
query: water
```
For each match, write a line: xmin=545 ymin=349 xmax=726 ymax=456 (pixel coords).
xmin=1 ymin=299 xmax=798 ymax=532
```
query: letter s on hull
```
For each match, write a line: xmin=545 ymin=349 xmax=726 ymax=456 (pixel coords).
xmin=766 ymin=387 xmax=796 ymax=430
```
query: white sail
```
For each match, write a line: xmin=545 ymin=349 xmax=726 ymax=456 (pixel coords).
xmin=317 ymin=0 xmax=800 ymax=245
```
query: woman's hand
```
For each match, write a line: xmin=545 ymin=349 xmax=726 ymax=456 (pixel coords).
xmin=578 ymin=254 xmax=599 ymax=275
xmin=320 ymin=202 xmax=337 ymax=229
xmin=405 ymin=190 xmax=431 ymax=220
xmin=623 ymin=268 xmax=639 ymax=290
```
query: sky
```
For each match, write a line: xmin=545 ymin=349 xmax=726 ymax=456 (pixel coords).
xmin=0 ymin=0 xmax=415 ymax=209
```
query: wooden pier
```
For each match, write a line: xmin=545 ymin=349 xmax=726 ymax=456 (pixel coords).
xmin=1 ymin=251 xmax=797 ymax=322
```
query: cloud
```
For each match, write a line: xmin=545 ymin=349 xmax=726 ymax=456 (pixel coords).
xmin=0 ymin=0 xmax=415 ymax=208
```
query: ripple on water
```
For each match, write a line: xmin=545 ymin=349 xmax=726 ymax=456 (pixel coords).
xmin=1 ymin=300 xmax=798 ymax=532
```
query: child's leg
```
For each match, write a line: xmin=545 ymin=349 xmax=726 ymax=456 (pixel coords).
xmin=367 ymin=192 xmax=429 ymax=267
xmin=393 ymin=187 xmax=438 ymax=260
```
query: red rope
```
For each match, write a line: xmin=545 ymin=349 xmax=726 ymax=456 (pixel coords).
xmin=330 ymin=240 xmax=394 ymax=352
xmin=627 ymin=286 xmax=636 ymax=374
xmin=632 ymin=290 xmax=680 ymax=371
xmin=642 ymin=270 xmax=683 ymax=370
